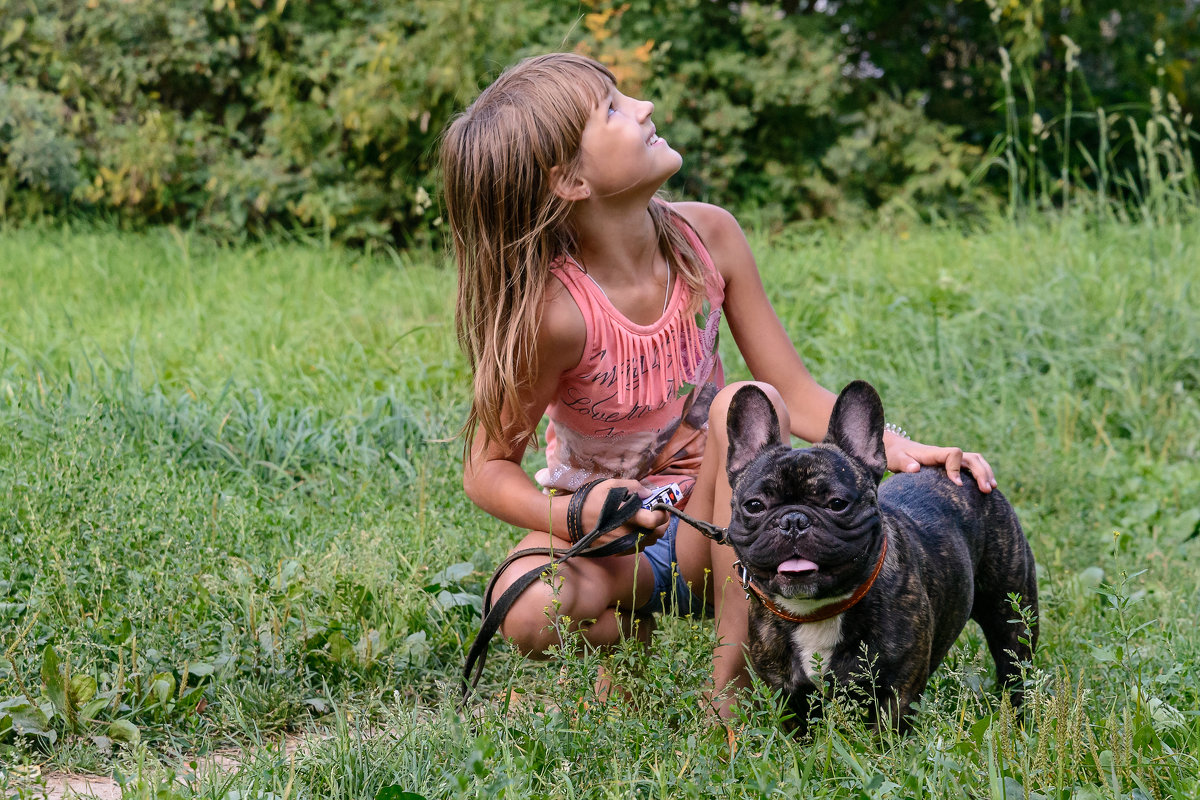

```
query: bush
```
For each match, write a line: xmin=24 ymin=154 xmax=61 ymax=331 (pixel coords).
xmin=0 ymin=0 xmax=1195 ymax=244
xmin=0 ymin=0 xmax=560 ymax=244
xmin=571 ymin=0 xmax=991 ymax=222
xmin=0 ymin=82 xmax=80 ymax=215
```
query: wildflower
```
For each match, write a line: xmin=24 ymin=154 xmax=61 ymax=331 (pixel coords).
xmin=1100 ymin=11 xmax=1121 ymax=42
xmin=999 ymin=47 xmax=1012 ymax=85
xmin=1062 ymin=35 xmax=1081 ymax=73
xmin=414 ymin=186 xmax=431 ymax=213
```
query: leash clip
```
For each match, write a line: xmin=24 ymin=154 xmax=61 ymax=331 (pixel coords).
xmin=732 ymin=559 xmax=753 ymax=598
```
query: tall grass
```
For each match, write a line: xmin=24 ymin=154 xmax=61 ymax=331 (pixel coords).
xmin=984 ymin=14 xmax=1200 ymax=224
xmin=2 ymin=214 xmax=1198 ymax=798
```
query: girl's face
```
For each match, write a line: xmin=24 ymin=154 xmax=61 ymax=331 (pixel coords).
xmin=574 ymin=84 xmax=682 ymax=201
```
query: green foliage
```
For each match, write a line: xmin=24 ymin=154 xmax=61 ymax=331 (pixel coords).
xmin=6 ymin=1 xmax=1193 ymax=243
xmin=812 ymin=90 xmax=996 ymax=220
xmin=565 ymin=0 xmax=991 ymax=222
xmin=0 ymin=0 xmax=560 ymax=244
xmin=834 ymin=0 xmax=1200 ymax=215
xmin=831 ymin=0 xmax=1200 ymax=142
xmin=0 ymin=81 xmax=80 ymax=212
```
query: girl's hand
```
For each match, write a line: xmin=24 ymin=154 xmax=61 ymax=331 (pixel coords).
xmin=884 ymin=432 xmax=998 ymax=494
xmin=579 ymin=478 xmax=670 ymax=551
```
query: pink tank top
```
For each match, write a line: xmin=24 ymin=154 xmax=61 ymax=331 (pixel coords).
xmin=534 ymin=223 xmax=726 ymax=500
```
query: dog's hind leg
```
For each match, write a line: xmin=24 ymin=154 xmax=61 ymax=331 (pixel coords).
xmin=971 ymin=523 xmax=1038 ymax=707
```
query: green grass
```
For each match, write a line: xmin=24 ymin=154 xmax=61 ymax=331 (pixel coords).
xmin=2 ymin=215 xmax=1199 ymax=798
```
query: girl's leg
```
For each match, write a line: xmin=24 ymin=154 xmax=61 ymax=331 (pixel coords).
xmin=674 ymin=381 xmax=791 ymax=720
xmin=489 ymin=537 xmax=657 ymax=657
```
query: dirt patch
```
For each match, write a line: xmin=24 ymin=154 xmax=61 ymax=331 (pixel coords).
xmin=28 ymin=735 xmax=314 ymax=799
xmin=37 ymin=772 xmax=121 ymax=800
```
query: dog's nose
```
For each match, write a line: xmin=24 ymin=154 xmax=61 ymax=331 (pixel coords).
xmin=781 ymin=511 xmax=811 ymax=533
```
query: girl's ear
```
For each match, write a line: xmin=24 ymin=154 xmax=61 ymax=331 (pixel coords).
xmin=549 ymin=165 xmax=591 ymax=202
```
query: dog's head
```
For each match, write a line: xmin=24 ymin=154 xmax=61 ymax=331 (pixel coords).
xmin=724 ymin=381 xmax=887 ymax=601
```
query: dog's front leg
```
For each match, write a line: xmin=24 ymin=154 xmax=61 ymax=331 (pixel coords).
xmin=842 ymin=633 xmax=933 ymax=734
xmin=782 ymin=686 xmax=820 ymax=736
xmin=873 ymin=673 xmax=930 ymax=734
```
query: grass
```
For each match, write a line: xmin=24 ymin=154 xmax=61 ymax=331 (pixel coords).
xmin=1 ymin=214 xmax=1199 ymax=798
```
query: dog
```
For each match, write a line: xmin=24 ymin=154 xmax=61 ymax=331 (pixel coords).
xmin=715 ymin=381 xmax=1037 ymax=733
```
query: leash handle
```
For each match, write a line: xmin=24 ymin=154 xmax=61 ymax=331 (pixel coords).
xmin=460 ymin=486 xmax=645 ymax=704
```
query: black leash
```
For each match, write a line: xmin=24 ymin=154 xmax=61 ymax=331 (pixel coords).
xmin=460 ymin=482 xmax=641 ymax=703
xmin=458 ymin=481 xmax=729 ymax=705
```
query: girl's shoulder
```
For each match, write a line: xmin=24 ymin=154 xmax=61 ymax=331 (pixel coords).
xmin=536 ymin=271 xmax=587 ymax=374
xmin=669 ymin=200 xmax=740 ymax=238
xmin=667 ymin=201 xmax=753 ymax=281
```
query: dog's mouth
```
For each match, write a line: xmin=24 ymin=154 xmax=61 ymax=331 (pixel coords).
xmin=769 ymin=557 xmax=822 ymax=598
xmin=776 ymin=557 xmax=819 ymax=575
xmin=764 ymin=557 xmax=823 ymax=599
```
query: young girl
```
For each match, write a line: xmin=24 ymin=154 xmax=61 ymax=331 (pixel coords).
xmin=441 ymin=52 xmax=996 ymax=718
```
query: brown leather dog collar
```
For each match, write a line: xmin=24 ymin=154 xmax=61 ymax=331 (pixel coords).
xmin=736 ymin=534 xmax=889 ymax=624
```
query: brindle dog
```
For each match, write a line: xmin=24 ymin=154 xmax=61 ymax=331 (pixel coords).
xmin=717 ymin=381 xmax=1037 ymax=733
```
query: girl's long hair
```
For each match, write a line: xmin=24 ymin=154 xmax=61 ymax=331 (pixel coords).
xmin=442 ymin=52 xmax=707 ymax=451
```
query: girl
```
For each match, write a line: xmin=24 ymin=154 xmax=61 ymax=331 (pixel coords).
xmin=441 ymin=52 xmax=996 ymax=718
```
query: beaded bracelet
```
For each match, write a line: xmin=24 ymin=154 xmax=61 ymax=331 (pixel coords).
xmin=883 ymin=422 xmax=910 ymax=440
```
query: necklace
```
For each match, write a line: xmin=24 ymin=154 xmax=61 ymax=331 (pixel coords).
xmin=566 ymin=254 xmax=672 ymax=318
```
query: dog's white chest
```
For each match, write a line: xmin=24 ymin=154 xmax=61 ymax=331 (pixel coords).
xmin=788 ymin=617 xmax=845 ymax=680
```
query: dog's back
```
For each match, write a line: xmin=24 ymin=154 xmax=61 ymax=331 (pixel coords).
xmin=880 ymin=467 xmax=1038 ymax=699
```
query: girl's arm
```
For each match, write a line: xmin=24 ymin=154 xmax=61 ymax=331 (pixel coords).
xmin=462 ymin=276 xmax=668 ymax=537
xmin=674 ymin=202 xmax=997 ymax=492
xmin=675 ymin=202 xmax=836 ymax=443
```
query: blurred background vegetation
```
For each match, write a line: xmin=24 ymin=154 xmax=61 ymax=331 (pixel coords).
xmin=0 ymin=0 xmax=1197 ymax=247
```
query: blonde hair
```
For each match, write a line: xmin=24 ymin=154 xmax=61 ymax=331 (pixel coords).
xmin=442 ymin=52 xmax=708 ymax=450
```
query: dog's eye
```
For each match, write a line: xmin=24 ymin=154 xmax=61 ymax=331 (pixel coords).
xmin=742 ymin=498 xmax=766 ymax=515
xmin=828 ymin=498 xmax=849 ymax=512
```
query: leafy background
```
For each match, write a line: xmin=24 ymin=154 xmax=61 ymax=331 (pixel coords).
xmin=1 ymin=0 xmax=1197 ymax=244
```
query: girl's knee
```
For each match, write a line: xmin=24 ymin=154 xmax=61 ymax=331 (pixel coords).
xmin=498 ymin=581 xmax=564 ymax=658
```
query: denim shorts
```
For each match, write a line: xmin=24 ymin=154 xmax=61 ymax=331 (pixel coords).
xmin=636 ymin=516 xmax=714 ymax=618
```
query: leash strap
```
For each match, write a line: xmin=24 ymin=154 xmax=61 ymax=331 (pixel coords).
xmin=566 ymin=479 xmax=601 ymax=543
xmin=460 ymin=484 xmax=646 ymax=703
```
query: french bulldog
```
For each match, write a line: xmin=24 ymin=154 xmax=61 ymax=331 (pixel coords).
xmin=719 ymin=381 xmax=1037 ymax=734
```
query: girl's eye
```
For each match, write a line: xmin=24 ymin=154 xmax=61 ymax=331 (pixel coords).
xmin=607 ymin=104 xmax=616 ymax=117
xmin=828 ymin=498 xmax=849 ymax=512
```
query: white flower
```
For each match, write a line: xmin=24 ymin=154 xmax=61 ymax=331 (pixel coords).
xmin=1062 ymin=35 xmax=1081 ymax=73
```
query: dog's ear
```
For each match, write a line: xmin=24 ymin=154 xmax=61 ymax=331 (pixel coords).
xmin=726 ymin=385 xmax=783 ymax=478
xmin=824 ymin=381 xmax=887 ymax=481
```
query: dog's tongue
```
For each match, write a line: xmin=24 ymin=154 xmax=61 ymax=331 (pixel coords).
xmin=777 ymin=558 xmax=819 ymax=574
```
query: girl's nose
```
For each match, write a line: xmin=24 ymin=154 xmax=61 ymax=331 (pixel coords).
xmin=637 ymin=99 xmax=654 ymax=120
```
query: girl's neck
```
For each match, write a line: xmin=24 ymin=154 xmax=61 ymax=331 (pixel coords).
xmin=569 ymin=203 xmax=659 ymax=286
